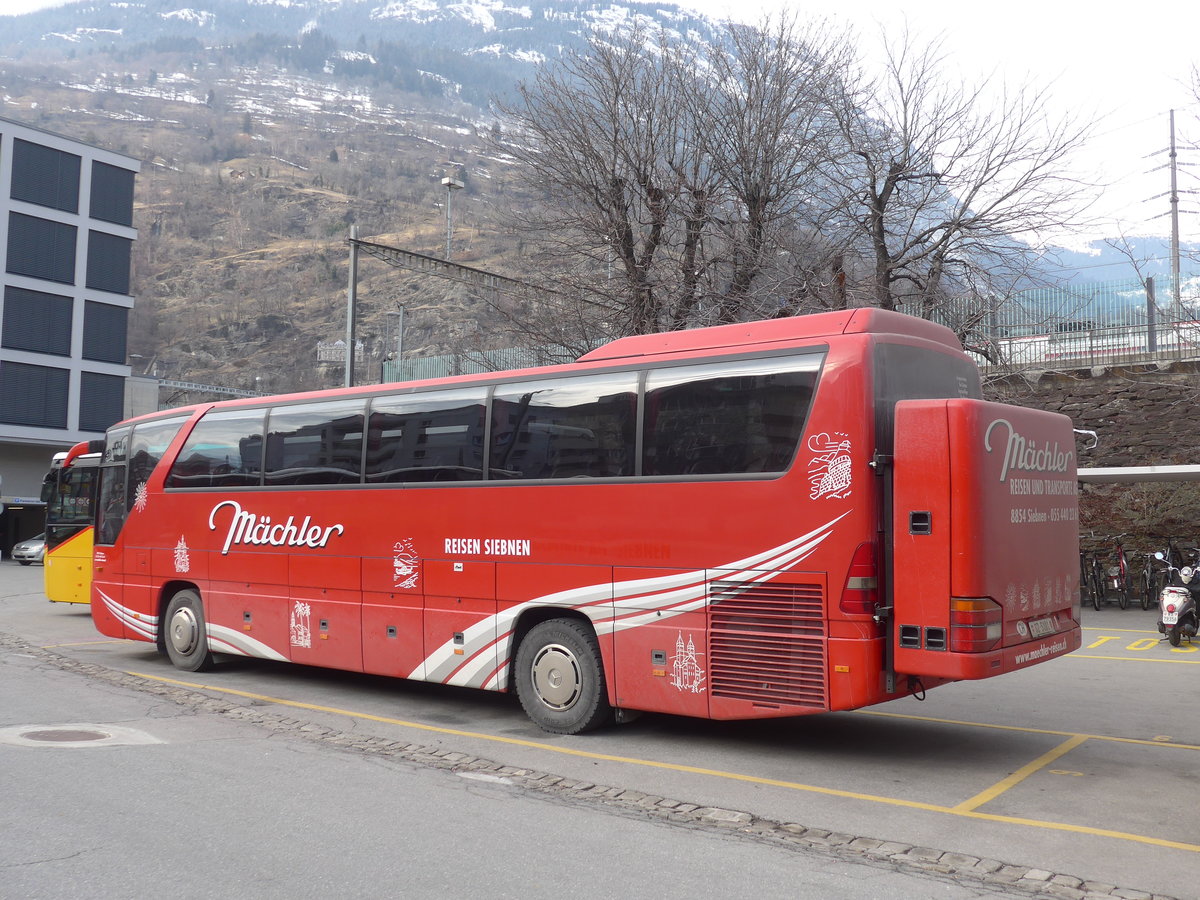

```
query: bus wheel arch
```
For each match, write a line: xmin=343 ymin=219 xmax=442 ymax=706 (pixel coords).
xmin=162 ymin=586 xmax=215 ymax=672
xmin=512 ymin=615 xmax=612 ymax=734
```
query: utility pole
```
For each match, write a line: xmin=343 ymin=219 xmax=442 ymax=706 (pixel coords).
xmin=345 ymin=224 xmax=359 ymax=388
xmin=1169 ymin=110 xmax=1181 ymax=315
xmin=442 ymin=176 xmax=463 ymax=259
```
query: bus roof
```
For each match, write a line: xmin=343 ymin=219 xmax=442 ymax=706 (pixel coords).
xmin=106 ymin=310 xmax=965 ymax=429
xmin=577 ymin=309 xmax=963 ymax=363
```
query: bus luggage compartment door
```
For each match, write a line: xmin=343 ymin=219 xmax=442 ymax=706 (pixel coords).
xmin=890 ymin=399 xmax=1080 ymax=680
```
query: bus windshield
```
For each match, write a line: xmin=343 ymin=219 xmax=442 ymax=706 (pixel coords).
xmin=44 ymin=461 xmax=99 ymax=547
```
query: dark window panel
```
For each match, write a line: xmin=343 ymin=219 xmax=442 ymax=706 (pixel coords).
xmin=83 ymin=300 xmax=128 ymax=363
xmin=365 ymin=388 xmax=487 ymax=483
xmin=89 ymin=161 xmax=135 ymax=226
xmin=79 ymin=371 xmax=126 ymax=432
xmin=126 ymin=416 xmax=189 ymax=506
xmin=0 ymin=361 xmax=69 ymax=428
xmin=11 ymin=138 xmax=81 ymax=213
xmin=2 ymin=285 xmax=73 ymax=356
xmin=489 ymin=373 xmax=637 ymax=480
xmin=86 ymin=230 xmax=132 ymax=295
xmin=642 ymin=356 xmax=821 ymax=476
xmin=6 ymin=212 xmax=77 ymax=284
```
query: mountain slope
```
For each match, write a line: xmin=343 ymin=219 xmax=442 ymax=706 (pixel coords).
xmin=1 ymin=0 xmax=732 ymax=393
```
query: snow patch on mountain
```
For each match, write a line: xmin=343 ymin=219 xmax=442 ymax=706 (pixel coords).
xmin=371 ymin=0 xmax=533 ymax=30
xmin=162 ymin=9 xmax=216 ymax=27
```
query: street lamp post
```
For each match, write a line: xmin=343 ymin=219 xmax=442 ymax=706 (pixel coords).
xmin=441 ymin=176 xmax=463 ymax=259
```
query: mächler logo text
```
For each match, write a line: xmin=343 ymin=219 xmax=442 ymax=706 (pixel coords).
xmin=984 ymin=418 xmax=1074 ymax=483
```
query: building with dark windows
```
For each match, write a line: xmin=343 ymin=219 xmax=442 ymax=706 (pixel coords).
xmin=0 ymin=115 xmax=139 ymax=556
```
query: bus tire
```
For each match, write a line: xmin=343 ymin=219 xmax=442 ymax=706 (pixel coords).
xmin=515 ymin=619 xmax=611 ymax=735
xmin=164 ymin=589 xmax=215 ymax=672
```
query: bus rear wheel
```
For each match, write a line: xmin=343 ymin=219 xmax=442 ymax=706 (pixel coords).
xmin=164 ymin=589 xmax=214 ymax=672
xmin=515 ymin=619 xmax=611 ymax=734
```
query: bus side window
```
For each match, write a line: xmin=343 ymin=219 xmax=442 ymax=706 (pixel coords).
xmin=366 ymin=388 xmax=486 ymax=483
xmin=643 ymin=356 xmax=820 ymax=477
xmin=264 ymin=400 xmax=365 ymax=486
xmin=489 ymin=373 xmax=637 ymax=480
xmin=165 ymin=409 xmax=265 ymax=489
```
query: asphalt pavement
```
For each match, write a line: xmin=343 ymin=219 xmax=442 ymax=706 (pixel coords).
xmin=0 ymin=558 xmax=1190 ymax=899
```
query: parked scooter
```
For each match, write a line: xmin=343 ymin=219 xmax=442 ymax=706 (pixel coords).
xmin=1154 ymin=552 xmax=1200 ymax=647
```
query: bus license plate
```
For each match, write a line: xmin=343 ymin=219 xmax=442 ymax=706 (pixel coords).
xmin=1029 ymin=616 xmax=1056 ymax=638
xmin=1162 ymin=610 xmax=1179 ymax=626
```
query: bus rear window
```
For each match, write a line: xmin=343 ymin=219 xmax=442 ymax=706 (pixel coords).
xmin=166 ymin=409 xmax=265 ymax=489
xmin=643 ymin=354 xmax=822 ymax=476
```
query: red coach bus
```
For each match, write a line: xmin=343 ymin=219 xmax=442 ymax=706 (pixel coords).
xmin=88 ymin=309 xmax=1081 ymax=733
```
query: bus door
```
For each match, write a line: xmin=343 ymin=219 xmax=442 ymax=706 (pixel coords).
xmin=43 ymin=448 xmax=101 ymax=605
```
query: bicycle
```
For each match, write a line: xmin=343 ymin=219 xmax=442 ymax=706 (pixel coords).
xmin=1139 ymin=554 xmax=1159 ymax=611
xmin=1079 ymin=549 xmax=1097 ymax=609
xmin=1084 ymin=546 xmax=1106 ymax=611
xmin=1085 ymin=534 xmax=1131 ymax=610
xmin=1108 ymin=534 xmax=1132 ymax=610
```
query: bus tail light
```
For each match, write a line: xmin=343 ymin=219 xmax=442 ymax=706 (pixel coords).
xmin=949 ymin=598 xmax=1002 ymax=652
xmin=840 ymin=543 xmax=878 ymax=615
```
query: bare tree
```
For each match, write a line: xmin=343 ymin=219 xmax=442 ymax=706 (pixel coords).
xmin=494 ymin=17 xmax=856 ymax=343
xmin=495 ymin=18 xmax=1097 ymax=352
xmin=824 ymin=27 xmax=1096 ymax=318
xmin=496 ymin=27 xmax=694 ymax=336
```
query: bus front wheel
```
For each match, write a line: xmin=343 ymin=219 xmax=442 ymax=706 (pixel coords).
xmin=164 ymin=589 xmax=215 ymax=672
xmin=515 ymin=619 xmax=611 ymax=734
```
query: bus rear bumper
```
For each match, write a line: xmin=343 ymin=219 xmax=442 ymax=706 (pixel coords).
xmin=895 ymin=625 xmax=1082 ymax=680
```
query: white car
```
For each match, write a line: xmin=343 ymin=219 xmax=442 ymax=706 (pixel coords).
xmin=12 ymin=533 xmax=45 ymax=566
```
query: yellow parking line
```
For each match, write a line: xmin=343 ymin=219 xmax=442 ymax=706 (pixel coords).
xmin=859 ymin=709 xmax=1200 ymax=751
xmin=41 ymin=639 xmax=129 ymax=649
xmin=1071 ymin=653 xmax=1200 ymax=664
xmin=1081 ymin=627 xmax=1160 ymax=634
xmin=953 ymin=734 xmax=1089 ymax=812
xmin=127 ymin=670 xmax=1200 ymax=853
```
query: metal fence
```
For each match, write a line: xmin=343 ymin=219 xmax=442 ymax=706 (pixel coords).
xmin=383 ymin=345 xmax=575 ymax=383
xmin=379 ymin=275 xmax=1200 ymax=382
xmin=964 ymin=274 xmax=1200 ymax=371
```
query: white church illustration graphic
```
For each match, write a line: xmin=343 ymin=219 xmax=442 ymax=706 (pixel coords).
xmin=670 ymin=632 xmax=706 ymax=694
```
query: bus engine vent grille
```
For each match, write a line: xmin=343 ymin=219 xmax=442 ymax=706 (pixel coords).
xmin=708 ymin=580 xmax=827 ymax=709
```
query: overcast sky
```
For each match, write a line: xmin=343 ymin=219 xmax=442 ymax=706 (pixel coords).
xmin=5 ymin=0 xmax=1198 ymax=246
xmin=685 ymin=0 xmax=1200 ymax=247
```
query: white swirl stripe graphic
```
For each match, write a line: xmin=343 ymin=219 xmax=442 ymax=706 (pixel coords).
xmin=418 ymin=513 xmax=849 ymax=690
xmin=206 ymin=624 xmax=289 ymax=661
xmin=96 ymin=589 xmax=159 ymax=641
